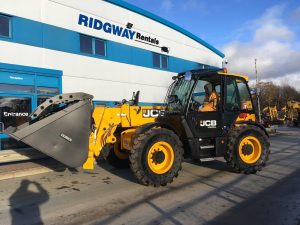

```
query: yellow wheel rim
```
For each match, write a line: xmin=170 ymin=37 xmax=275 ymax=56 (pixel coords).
xmin=113 ymin=141 xmax=129 ymax=160
xmin=147 ymin=141 xmax=174 ymax=174
xmin=238 ymin=136 xmax=262 ymax=164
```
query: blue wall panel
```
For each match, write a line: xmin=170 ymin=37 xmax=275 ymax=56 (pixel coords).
xmin=13 ymin=17 xmax=43 ymax=48
xmin=43 ymin=24 xmax=80 ymax=54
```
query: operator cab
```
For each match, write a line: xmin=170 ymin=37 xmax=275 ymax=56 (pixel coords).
xmin=164 ymin=69 xmax=256 ymax=159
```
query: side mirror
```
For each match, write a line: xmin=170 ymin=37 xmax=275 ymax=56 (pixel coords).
xmin=250 ymin=90 xmax=257 ymax=100
xmin=168 ymin=95 xmax=179 ymax=103
xmin=135 ymin=91 xmax=140 ymax=104
xmin=129 ymin=91 xmax=140 ymax=106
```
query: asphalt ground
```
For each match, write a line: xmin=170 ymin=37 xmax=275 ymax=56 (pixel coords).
xmin=0 ymin=127 xmax=299 ymax=225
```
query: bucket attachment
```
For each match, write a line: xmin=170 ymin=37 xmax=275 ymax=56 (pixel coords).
xmin=5 ymin=93 xmax=94 ymax=168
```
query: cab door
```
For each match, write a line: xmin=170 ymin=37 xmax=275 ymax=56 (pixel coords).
xmin=223 ymin=76 xmax=256 ymax=127
xmin=186 ymin=74 xmax=223 ymax=138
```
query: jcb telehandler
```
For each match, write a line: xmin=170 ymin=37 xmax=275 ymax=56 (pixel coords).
xmin=284 ymin=100 xmax=300 ymax=127
xmin=5 ymin=69 xmax=270 ymax=186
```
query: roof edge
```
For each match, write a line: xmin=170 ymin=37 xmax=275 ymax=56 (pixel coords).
xmin=104 ymin=0 xmax=225 ymax=58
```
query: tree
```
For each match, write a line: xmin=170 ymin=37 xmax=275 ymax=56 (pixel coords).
xmin=255 ymin=82 xmax=300 ymax=109
xmin=279 ymin=85 xmax=300 ymax=106
xmin=259 ymin=82 xmax=280 ymax=108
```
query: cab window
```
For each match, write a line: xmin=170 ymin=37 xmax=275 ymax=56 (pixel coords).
xmin=225 ymin=77 xmax=253 ymax=111
xmin=190 ymin=74 xmax=221 ymax=112
xmin=191 ymin=80 xmax=209 ymax=105
xmin=236 ymin=78 xmax=253 ymax=110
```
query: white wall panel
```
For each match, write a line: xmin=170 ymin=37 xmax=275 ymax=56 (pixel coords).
xmin=62 ymin=76 xmax=168 ymax=103
xmin=0 ymin=0 xmax=43 ymax=21
xmin=0 ymin=41 xmax=44 ymax=67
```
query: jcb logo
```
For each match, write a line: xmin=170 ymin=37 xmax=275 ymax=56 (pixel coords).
xmin=143 ymin=109 xmax=165 ymax=118
xmin=200 ymin=120 xmax=217 ymax=128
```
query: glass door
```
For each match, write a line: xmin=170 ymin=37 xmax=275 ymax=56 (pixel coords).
xmin=0 ymin=94 xmax=33 ymax=150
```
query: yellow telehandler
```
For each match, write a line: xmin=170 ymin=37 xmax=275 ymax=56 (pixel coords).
xmin=5 ymin=69 xmax=270 ymax=186
xmin=262 ymin=106 xmax=285 ymax=127
xmin=283 ymin=100 xmax=300 ymax=127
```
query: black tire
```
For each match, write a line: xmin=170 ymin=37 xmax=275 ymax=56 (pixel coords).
xmin=129 ymin=128 xmax=184 ymax=187
xmin=224 ymin=125 xmax=270 ymax=174
xmin=101 ymin=140 xmax=130 ymax=169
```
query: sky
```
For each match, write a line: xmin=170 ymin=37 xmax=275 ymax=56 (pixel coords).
xmin=125 ymin=0 xmax=300 ymax=90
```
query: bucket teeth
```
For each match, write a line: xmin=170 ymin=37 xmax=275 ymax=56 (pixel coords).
xmin=29 ymin=92 xmax=93 ymax=123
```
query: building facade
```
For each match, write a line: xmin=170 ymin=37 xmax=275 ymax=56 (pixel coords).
xmin=0 ymin=0 xmax=224 ymax=151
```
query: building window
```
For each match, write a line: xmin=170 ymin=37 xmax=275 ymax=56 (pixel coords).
xmin=37 ymin=86 xmax=59 ymax=95
xmin=0 ymin=14 xmax=11 ymax=38
xmin=153 ymin=53 xmax=169 ymax=69
xmin=161 ymin=55 xmax=168 ymax=69
xmin=80 ymin=35 xmax=93 ymax=54
xmin=95 ymin=39 xmax=105 ymax=56
xmin=37 ymin=96 xmax=52 ymax=105
xmin=36 ymin=87 xmax=60 ymax=105
xmin=0 ymin=84 xmax=34 ymax=93
xmin=80 ymin=34 xmax=106 ymax=56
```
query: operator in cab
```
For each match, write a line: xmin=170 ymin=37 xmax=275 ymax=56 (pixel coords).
xmin=199 ymin=83 xmax=218 ymax=112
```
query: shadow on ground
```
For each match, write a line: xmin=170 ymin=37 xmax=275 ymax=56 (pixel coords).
xmin=88 ymin=137 xmax=300 ymax=225
xmin=205 ymin=168 xmax=300 ymax=225
xmin=96 ymin=158 xmax=138 ymax=184
xmin=9 ymin=179 xmax=49 ymax=225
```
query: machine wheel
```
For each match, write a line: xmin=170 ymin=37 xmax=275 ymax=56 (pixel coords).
xmin=101 ymin=139 xmax=130 ymax=168
xmin=224 ymin=125 xmax=270 ymax=174
xmin=129 ymin=128 xmax=184 ymax=187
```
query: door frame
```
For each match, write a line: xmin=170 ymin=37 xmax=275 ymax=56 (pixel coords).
xmin=185 ymin=74 xmax=223 ymax=138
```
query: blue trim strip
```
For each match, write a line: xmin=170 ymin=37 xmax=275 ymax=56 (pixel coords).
xmin=0 ymin=15 xmax=220 ymax=74
xmin=0 ymin=62 xmax=62 ymax=76
xmin=104 ymin=0 xmax=225 ymax=58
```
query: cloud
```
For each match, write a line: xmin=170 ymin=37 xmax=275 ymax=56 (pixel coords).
xmin=269 ymin=73 xmax=300 ymax=87
xmin=253 ymin=24 xmax=293 ymax=43
xmin=222 ymin=5 xmax=300 ymax=90
xmin=160 ymin=0 xmax=174 ymax=12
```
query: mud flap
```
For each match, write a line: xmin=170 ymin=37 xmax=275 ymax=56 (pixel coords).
xmin=5 ymin=93 xmax=94 ymax=168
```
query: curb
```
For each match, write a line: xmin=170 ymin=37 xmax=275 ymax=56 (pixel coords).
xmin=0 ymin=159 xmax=65 ymax=181
xmin=269 ymin=132 xmax=281 ymax=137
xmin=0 ymin=149 xmax=46 ymax=164
xmin=0 ymin=166 xmax=54 ymax=181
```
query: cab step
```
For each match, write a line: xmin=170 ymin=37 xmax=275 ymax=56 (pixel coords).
xmin=200 ymin=157 xmax=215 ymax=162
xmin=200 ymin=145 xmax=215 ymax=150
